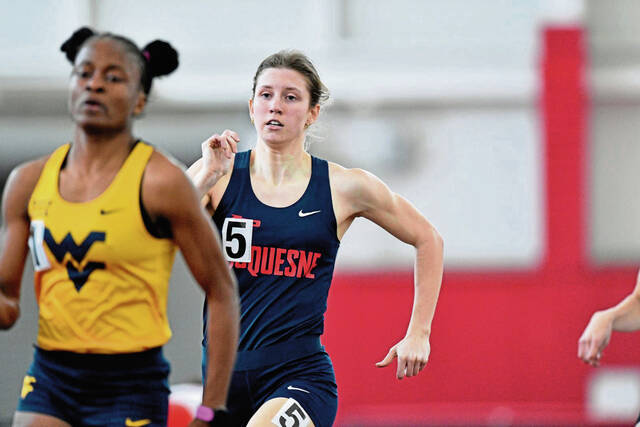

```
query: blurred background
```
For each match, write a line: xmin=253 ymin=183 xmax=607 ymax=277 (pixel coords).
xmin=2 ymin=0 xmax=640 ymax=425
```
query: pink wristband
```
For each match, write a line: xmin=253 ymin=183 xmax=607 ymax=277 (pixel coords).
xmin=195 ymin=405 xmax=215 ymax=422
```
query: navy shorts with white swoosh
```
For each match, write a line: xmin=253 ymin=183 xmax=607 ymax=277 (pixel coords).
xmin=204 ymin=338 xmax=338 ymax=427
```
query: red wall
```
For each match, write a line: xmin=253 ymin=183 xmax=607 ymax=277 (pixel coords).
xmin=325 ymin=270 xmax=640 ymax=425
xmin=323 ymin=27 xmax=640 ymax=426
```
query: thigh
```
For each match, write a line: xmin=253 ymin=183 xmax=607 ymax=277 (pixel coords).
xmin=12 ymin=412 xmax=71 ymax=427
xmin=247 ymin=397 xmax=315 ymax=427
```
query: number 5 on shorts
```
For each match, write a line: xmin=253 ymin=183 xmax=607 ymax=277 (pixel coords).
xmin=271 ymin=398 xmax=311 ymax=427
xmin=221 ymin=217 xmax=253 ymax=263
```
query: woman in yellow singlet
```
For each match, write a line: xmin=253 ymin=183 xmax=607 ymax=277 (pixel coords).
xmin=0 ymin=28 xmax=238 ymax=426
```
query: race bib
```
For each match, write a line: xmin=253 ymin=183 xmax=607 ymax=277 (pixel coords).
xmin=271 ymin=398 xmax=311 ymax=427
xmin=221 ymin=217 xmax=253 ymax=263
xmin=28 ymin=220 xmax=51 ymax=272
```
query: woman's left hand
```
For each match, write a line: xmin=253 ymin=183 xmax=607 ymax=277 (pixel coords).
xmin=376 ymin=334 xmax=430 ymax=379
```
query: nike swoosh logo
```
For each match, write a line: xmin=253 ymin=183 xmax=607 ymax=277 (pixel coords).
xmin=100 ymin=208 xmax=122 ymax=215
xmin=298 ymin=210 xmax=321 ymax=217
xmin=287 ymin=385 xmax=310 ymax=393
xmin=125 ymin=418 xmax=151 ymax=427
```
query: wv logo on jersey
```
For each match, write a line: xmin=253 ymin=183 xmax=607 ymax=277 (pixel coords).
xmin=43 ymin=228 xmax=106 ymax=291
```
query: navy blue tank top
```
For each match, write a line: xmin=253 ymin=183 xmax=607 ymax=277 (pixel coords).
xmin=204 ymin=150 xmax=340 ymax=351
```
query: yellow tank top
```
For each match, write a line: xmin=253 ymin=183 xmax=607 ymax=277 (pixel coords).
xmin=27 ymin=142 xmax=177 ymax=353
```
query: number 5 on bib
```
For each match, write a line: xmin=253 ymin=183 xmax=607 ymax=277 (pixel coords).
xmin=221 ymin=217 xmax=253 ymax=263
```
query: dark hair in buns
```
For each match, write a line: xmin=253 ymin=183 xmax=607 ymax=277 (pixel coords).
xmin=60 ymin=27 xmax=179 ymax=95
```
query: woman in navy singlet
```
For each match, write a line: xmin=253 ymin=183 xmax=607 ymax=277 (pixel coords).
xmin=188 ymin=51 xmax=444 ymax=426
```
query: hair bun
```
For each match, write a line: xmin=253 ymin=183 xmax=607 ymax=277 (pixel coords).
xmin=142 ymin=40 xmax=179 ymax=78
xmin=60 ymin=27 xmax=96 ymax=63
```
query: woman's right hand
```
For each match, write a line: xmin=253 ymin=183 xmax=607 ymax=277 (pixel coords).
xmin=190 ymin=130 xmax=239 ymax=198
xmin=578 ymin=311 xmax=614 ymax=366
xmin=200 ymin=129 xmax=239 ymax=181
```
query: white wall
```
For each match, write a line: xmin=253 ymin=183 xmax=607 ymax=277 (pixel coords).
xmin=316 ymin=106 xmax=542 ymax=269
xmin=0 ymin=0 xmax=546 ymax=267
xmin=0 ymin=0 xmax=545 ymax=109
xmin=588 ymin=0 xmax=640 ymax=264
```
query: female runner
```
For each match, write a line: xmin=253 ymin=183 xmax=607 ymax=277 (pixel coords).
xmin=0 ymin=28 xmax=238 ymax=426
xmin=189 ymin=50 xmax=443 ymax=426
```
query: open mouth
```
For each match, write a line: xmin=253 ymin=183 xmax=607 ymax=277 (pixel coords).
xmin=265 ymin=119 xmax=283 ymax=127
xmin=82 ymin=99 xmax=105 ymax=111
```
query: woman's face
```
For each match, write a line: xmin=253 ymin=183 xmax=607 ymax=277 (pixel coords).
xmin=249 ymin=67 xmax=319 ymax=145
xmin=68 ymin=39 xmax=146 ymax=133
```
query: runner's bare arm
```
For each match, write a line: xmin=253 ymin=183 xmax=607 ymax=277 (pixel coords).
xmin=331 ymin=165 xmax=443 ymax=379
xmin=578 ymin=271 xmax=640 ymax=366
xmin=143 ymin=152 xmax=239 ymax=409
xmin=0 ymin=159 xmax=47 ymax=329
